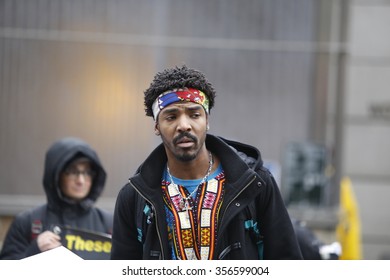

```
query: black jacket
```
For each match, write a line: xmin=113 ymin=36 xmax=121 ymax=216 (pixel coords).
xmin=111 ymin=134 xmax=302 ymax=260
xmin=0 ymin=137 xmax=112 ymax=259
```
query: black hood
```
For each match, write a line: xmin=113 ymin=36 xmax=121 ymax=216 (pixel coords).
xmin=42 ymin=137 xmax=106 ymax=212
xmin=217 ymin=136 xmax=263 ymax=171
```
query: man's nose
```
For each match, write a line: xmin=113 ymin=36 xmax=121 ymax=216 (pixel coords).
xmin=75 ymin=172 xmax=87 ymax=182
xmin=177 ymin=116 xmax=191 ymax=131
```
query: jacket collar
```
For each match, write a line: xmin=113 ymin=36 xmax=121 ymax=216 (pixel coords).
xmin=131 ymin=134 xmax=262 ymax=199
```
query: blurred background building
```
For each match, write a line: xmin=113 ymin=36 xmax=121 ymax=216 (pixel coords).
xmin=0 ymin=0 xmax=389 ymax=259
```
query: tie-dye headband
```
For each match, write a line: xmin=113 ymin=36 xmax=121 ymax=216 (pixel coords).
xmin=152 ymin=87 xmax=209 ymax=119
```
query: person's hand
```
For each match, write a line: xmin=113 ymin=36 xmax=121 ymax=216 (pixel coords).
xmin=36 ymin=230 xmax=61 ymax=252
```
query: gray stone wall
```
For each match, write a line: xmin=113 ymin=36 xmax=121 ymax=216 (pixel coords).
xmin=343 ymin=0 xmax=390 ymax=259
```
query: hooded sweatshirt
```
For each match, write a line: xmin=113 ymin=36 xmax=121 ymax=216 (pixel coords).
xmin=0 ymin=137 xmax=113 ymax=259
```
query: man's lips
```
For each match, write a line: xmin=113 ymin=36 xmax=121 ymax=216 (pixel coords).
xmin=176 ymin=137 xmax=193 ymax=143
xmin=176 ymin=137 xmax=195 ymax=148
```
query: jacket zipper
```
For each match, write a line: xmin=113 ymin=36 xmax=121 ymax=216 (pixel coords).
xmin=218 ymin=175 xmax=257 ymax=259
xmin=129 ymin=179 xmax=166 ymax=259
xmin=220 ymin=175 xmax=256 ymax=223
xmin=129 ymin=174 xmax=257 ymax=260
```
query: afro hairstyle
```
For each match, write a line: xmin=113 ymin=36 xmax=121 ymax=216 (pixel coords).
xmin=144 ymin=65 xmax=216 ymax=118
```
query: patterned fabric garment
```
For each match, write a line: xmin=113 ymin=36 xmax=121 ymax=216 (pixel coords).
xmin=152 ymin=88 xmax=210 ymax=119
xmin=162 ymin=165 xmax=225 ymax=260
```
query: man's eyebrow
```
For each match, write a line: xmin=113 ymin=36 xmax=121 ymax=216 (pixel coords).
xmin=161 ymin=104 xmax=203 ymax=114
xmin=186 ymin=104 xmax=203 ymax=111
xmin=160 ymin=107 xmax=179 ymax=115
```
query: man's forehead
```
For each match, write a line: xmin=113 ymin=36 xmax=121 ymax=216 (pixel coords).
xmin=67 ymin=160 xmax=91 ymax=169
xmin=160 ymin=102 xmax=204 ymax=113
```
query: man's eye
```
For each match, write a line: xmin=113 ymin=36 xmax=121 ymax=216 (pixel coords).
xmin=165 ymin=115 xmax=176 ymax=120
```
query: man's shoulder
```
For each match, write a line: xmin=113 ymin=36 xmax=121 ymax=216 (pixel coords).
xmin=7 ymin=205 xmax=46 ymax=232
xmin=116 ymin=182 xmax=139 ymax=202
xmin=14 ymin=204 xmax=46 ymax=219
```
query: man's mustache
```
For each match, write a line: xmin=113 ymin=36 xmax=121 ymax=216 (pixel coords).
xmin=173 ymin=132 xmax=197 ymax=145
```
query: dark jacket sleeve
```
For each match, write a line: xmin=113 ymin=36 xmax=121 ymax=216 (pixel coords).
xmin=110 ymin=184 xmax=143 ymax=259
xmin=258 ymin=169 xmax=303 ymax=260
xmin=0 ymin=211 xmax=41 ymax=259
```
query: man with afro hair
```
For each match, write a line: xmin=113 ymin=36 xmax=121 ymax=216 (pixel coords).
xmin=111 ymin=65 xmax=302 ymax=260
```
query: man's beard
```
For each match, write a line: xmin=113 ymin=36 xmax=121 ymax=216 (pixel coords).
xmin=172 ymin=131 xmax=199 ymax=162
xmin=175 ymin=151 xmax=197 ymax=162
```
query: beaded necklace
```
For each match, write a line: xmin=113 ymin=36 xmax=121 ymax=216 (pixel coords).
xmin=166 ymin=151 xmax=213 ymax=212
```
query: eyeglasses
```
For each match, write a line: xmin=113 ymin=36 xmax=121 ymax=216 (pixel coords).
xmin=63 ymin=169 xmax=95 ymax=180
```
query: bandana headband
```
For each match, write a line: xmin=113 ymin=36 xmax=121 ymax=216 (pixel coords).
xmin=152 ymin=88 xmax=209 ymax=119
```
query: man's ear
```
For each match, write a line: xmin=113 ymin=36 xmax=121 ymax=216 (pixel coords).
xmin=154 ymin=123 xmax=160 ymax=136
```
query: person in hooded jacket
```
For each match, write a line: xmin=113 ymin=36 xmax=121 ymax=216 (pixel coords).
xmin=0 ymin=137 xmax=113 ymax=259
xmin=110 ymin=65 xmax=303 ymax=260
